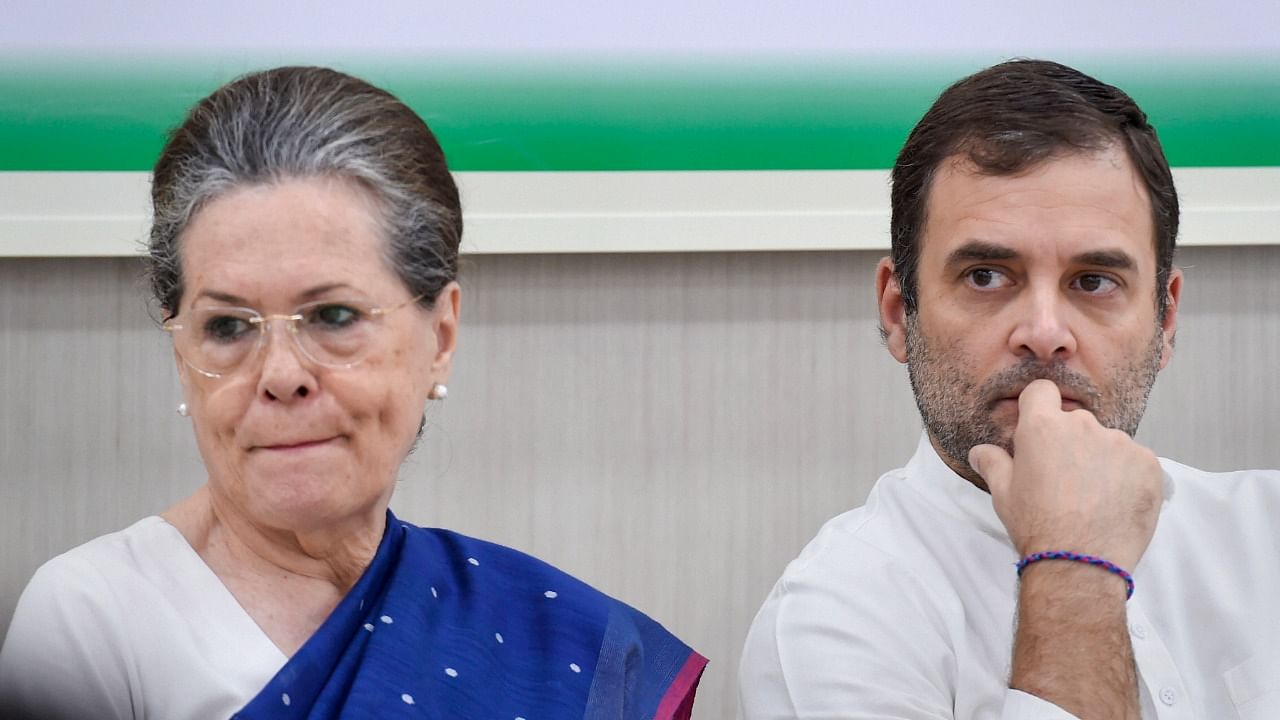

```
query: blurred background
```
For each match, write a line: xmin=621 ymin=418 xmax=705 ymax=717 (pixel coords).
xmin=3 ymin=2 xmax=1278 ymax=717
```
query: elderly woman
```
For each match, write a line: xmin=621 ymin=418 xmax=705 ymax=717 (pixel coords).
xmin=0 ymin=67 xmax=705 ymax=719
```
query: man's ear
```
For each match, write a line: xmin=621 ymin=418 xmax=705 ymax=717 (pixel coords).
xmin=1158 ymin=266 xmax=1183 ymax=370
xmin=876 ymin=257 xmax=909 ymax=364
xmin=428 ymin=281 xmax=461 ymax=379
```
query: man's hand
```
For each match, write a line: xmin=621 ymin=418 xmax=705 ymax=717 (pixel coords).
xmin=968 ymin=379 xmax=1163 ymax=571
xmin=968 ymin=379 xmax=1163 ymax=719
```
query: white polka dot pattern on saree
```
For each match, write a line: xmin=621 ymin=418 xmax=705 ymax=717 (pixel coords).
xmin=222 ymin=535 xmax=664 ymax=720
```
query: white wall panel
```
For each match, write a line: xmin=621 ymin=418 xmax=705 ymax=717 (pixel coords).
xmin=1 ymin=247 xmax=1277 ymax=719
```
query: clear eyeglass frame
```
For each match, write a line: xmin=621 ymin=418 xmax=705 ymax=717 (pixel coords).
xmin=162 ymin=293 xmax=425 ymax=379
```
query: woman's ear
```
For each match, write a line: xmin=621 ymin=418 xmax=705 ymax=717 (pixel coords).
xmin=428 ymin=282 xmax=461 ymax=379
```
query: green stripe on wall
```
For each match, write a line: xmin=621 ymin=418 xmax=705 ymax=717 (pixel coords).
xmin=1 ymin=56 xmax=1278 ymax=172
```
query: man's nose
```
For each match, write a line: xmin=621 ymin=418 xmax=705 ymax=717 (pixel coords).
xmin=1007 ymin=287 xmax=1077 ymax=361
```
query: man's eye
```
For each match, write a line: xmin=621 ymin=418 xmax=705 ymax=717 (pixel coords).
xmin=308 ymin=304 xmax=363 ymax=329
xmin=203 ymin=315 xmax=253 ymax=342
xmin=965 ymin=268 xmax=1010 ymax=289
xmin=1073 ymin=274 xmax=1119 ymax=294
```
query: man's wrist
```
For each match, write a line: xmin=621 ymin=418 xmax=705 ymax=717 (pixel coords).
xmin=1017 ymin=551 xmax=1135 ymax=599
xmin=1018 ymin=556 xmax=1132 ymax=601
xmin=1010 ymin=559 xmax=1139 ymax=718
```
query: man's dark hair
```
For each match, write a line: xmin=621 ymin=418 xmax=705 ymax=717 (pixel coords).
xmin=890 ymin=59 xmax=1178 ymax=319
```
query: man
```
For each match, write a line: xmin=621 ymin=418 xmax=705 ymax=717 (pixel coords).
xmin=738 ymin=59 xmax=1280 ymax=719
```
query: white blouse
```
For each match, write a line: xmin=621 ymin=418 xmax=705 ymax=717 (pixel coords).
xmin=0 ymin=516 xmax=286 ymax=720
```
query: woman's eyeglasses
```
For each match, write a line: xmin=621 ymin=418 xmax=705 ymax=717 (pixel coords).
xmin=163 ymin=295 xmax=423 ymax=378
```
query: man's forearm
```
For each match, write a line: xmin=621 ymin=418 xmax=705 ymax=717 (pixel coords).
xmin=1009 ymin=561 xmax=1138 ymax=720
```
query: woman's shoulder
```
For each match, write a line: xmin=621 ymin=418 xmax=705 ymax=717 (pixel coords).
xmin=393 ymin=520 xmax=615 ymax=611
xmin=383 ymin=519 xmax=706 ymax=719
xmin=0 ymin=518 xmax=179 ymax=720
xmin=3 ymin=515 xmax=205 ymax=662
xmin=25 ymin=516 xmax=181 ymax=593
xmin=10 ymin=514 xmax=235 ymax=650
xmin=387 ymin=518 xmax=697 ymax=661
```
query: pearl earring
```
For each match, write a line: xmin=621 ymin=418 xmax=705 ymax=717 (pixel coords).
xmin=177 ymin=402 xmax=189 ymax=417
xmin=428 ymin=383 xmax=448 ymax=400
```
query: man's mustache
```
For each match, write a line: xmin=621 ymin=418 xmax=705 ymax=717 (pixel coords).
xmin=981 ymin=361 xmax=1102 ymax=411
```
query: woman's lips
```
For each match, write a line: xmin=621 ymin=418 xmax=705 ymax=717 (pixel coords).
xmin=257 ymin=437 xmax=339 ymax=452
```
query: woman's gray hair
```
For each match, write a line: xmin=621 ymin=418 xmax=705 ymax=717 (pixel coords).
xmin=147 ymin=66 xmax=461 ymax=316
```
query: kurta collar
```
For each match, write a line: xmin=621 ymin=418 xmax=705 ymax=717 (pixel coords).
xmin=901 ymin=432 xmax=1014 ymax=547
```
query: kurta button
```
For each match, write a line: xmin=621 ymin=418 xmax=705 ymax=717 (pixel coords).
xmin=1129 ymin=622 xmax=1146 ymax=639
xmin=1160 ymin=687 xmax=1177 ymax=705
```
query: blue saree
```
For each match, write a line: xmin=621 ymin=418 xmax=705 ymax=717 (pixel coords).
xmin=233 ymin=511 xmax=705 ymax=720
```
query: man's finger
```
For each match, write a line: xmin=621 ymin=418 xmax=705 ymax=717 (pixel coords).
xmin=1018 ymin=378 xmax=1063 ymax=416
xmin=969 ymin=443 xmax=1013 ymax=496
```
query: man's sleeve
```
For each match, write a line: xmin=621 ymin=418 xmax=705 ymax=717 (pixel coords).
xmin=737 ymin=548 xmax=1081 ymax=720
xmin=1002 ymin=691 xmax=1082 ymax=719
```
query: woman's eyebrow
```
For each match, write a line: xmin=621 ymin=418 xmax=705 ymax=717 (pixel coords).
xmin=192 ymin=283 xmax=356 ymax=306
xmin=297 ymin=283 xmax=356 ymax=301
xmin=194 ymin=289 xmax=247 ymax=305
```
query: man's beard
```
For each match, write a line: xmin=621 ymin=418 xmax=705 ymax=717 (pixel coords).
xmin=903 ymin=314 xmax=1164 ymax=487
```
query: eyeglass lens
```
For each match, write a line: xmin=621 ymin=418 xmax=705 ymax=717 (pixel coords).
xmin=173 ymin=300 xmax=382 ymax=375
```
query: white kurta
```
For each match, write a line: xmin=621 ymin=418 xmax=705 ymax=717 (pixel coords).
xmin=739 ymin=434 xmax=1280 ymax=719
xmin=0 ymin=516 xmax=286 ymax=720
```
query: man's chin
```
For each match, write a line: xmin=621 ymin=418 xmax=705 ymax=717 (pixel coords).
xmin=980 ymin=406 xmax=1018 ymax=452
xmin=924 ymin=428 xmax=1005 ymax=491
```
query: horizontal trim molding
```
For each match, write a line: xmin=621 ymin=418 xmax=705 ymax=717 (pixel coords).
xmin=0 ymin=168 xmax=1277 ymax=257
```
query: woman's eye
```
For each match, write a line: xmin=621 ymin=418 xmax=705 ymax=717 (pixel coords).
xmin=308 ymin=304 xmax=363 ymax=329
xmin=1073 ymin=274 xmax=1119 ymax=294
xmin=203 ymin=315 xmax=253 ymax=342
xmin=965 ymin=268 xmax=1010 ymax=290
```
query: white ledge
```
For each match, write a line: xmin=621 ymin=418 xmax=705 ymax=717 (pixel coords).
xmin=0 ymin=168 xmax=1277 ymax=257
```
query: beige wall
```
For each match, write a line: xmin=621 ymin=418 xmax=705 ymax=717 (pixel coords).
xmin=2 ymin=247 xmax=1277 ymax=719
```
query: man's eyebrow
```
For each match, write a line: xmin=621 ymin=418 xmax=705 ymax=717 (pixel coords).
xmin=942 ymin=243 xmax=1139 ymax=273
xmin=1072 ymin=250 xmax=1137 ymax=271
xmin=944 ymin=241 xmax=1019 ymax=267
